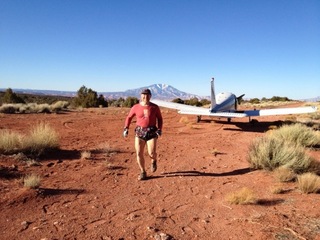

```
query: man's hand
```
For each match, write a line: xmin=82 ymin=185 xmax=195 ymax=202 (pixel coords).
xmin=156 ymin=129 xmax=162 ymax=137
xmin=123 ymin=127 xmax=129 ymax=138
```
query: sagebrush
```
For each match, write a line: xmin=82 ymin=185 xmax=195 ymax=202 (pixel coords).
xmin=269 ymin=123 xmax=320 ymax=147
xmin=247 ymin=124 xmax=319 ymax=173
xmin=247 ymin=136 xmax=313 ymax=173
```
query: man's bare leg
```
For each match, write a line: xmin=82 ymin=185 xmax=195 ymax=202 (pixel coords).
xmin=147 ymin=138 xmax=157 ymax=172
xmin=135 ymin=137 xmax=146 ymax=176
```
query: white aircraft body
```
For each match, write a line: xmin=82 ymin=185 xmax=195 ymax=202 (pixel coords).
xmin=152 ymin=78 xmax=317 ymax=122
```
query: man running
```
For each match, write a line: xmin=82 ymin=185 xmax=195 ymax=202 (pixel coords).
xmin=123 ymin=88 xmax=163 ymax=180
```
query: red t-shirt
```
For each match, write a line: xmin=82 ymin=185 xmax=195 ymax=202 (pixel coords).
xmin=125 ymin=102 xmax=163 ymax=130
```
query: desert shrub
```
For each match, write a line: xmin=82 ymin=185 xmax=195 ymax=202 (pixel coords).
xmin=270 ymin=96 xmax=291 ymax=102
xmin=270 ymin=184 xmax=286 ymax=194
xmin=269 ymin=123 xmax=320 ymax=147
xmin=297 ymin=173 xmax=320 ymax=194
xmin=179 ymin=116 xmax=189 ymax=124
xmin=123 ymin=97 xmax=139 ymax=108
xmin=50 ymin=101 xmax=70 ymax=112
xmin=0 ymin=102 xmax=69 ymax=114
xmin=97 ymin=94 xmax=108 ymax=107
xmin=81 ymin=151 xmax=92 ymax=160
xmin=108 ymin=98 xmax=125 ymax=107
xmin=172 ymin=98 xmax=184 ymax=104
xmin=0 ymin=104 xmax=18 ymax=113
xmin=0 ymin=130 xmax=22 ymax=154
xmin=200 ymin=98 xmax=211 ymax=106
xmin=23 ymin=174 xmax=41 ymax=189
xmin=34 ymin=103 xmax=51 ymax=113
xmin=247 ymin=136 xmax=313 ymax=173
xmin=249 ymin=98 xmax=260 ymax=104
xmin=97 ymin=142 xmax=121 ymax=157
xmin=22 ymin=122 xmax=59 ymax=155
xmin=184 ymin=97 xmax=202 ymax=106
xmin=273 ymin=166 xmax=296 ymax=182
xmin=72 ymin=85 xmax=99 ymax=108
xmin=226 ymin=187 xmax=257 ymax=205
xmin=2 ymin=88 xmax=25 ymax=104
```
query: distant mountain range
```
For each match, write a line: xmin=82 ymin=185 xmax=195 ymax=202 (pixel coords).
xmin=0 ymin=84 xmax=208 ymax=100
xmin=0 ymin=84 xmax=318 ymax=102
xmin=103 ymin=84 xmax=208 ymax=100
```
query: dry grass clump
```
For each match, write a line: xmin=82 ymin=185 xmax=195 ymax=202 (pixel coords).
xmin=51 ymin=101 xmax=70 ymax=112
xmin=98 ymin=142 xmax=121 ymax=157
xmin=247 ymin=136 xmax=313 ymax=173
xmin=0 ymin=123 xmax=59 ymax=156
xmin=270 ymin=184 xmax=287 ymax=194
xmin=81 ymin=150 xmax=92 ymax=160
xmin=297 ymin=173 xmax=320 ymax=194
xmin=23 ymin=122 xmax=59 ymax=155
xmin=0 ymin=130 xmax=22 ymax=154
xmin=226 ymin=187 xmax=257 ymax=205
xmin=248 ymin=124 xmax=319 ymax=173
xmin=0 ymin=101 xmax=69 ymax=114
xmin=179 ymin=116 xmax=190 ymax=124
xmin=269 ymin=123 xmax=320 ymax=147
xmin=23 ymin=174 xmax=41 ymax=189
xmin=273 ymin=166 xmax=296 ymax=182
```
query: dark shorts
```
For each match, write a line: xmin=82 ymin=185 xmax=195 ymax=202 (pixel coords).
xmin=135 ymin=126 xmax=158 ymax=141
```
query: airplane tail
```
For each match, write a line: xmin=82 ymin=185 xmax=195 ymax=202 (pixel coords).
xmin=211 ymin=78 xmax=216 ymax=110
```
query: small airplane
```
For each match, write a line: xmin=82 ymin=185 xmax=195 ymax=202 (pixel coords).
xmin=152 ymin=78 xmax=317 ymax=122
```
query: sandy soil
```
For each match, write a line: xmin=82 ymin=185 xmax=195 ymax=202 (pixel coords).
xmin=0 ymin=105 xmax=319 ymax=240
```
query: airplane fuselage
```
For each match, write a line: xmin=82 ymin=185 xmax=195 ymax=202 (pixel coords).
xmin=211 ymin=92 xmax=237 ymax=112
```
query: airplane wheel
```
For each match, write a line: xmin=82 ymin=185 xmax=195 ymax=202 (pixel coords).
xmin=227 ymin=118 xmax=231 ymax=123
xmin=250 ymin=119 xmax=258 ymax=125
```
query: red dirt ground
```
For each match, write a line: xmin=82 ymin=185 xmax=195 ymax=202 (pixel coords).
xmin=0 ymin=105 xmax=319 ymax=240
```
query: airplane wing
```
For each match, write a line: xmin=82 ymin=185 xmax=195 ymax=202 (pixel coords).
xmin=152 ymin=99 xmax=247 ymax=117
xmin=243 ymin=106 xmax=317 ymax=117
xmin=152 ymin=99 xmax=317 ymax=118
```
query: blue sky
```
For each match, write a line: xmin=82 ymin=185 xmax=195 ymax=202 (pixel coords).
xmin=1 ymin=0 xmax=319 ymax=99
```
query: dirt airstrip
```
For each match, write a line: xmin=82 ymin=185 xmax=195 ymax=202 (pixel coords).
xmin=0 ymin=105 xmax=319 ymax=240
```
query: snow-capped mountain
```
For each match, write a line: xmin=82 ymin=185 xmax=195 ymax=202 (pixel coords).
xmin=103 ymin=84 xmax=207 ymax=100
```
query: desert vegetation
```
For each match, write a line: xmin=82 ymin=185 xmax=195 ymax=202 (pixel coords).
xmin=225 ymin=187 xmax=257 ymax=205
xmin=23 ymin=173 xmax=41 ymax=189
xmin=247 ymin=123 xmax=320 ymax=196
xmin=0 ymin=86 xmax=141 ymax=111
xmin=0 ymin=88 xmax=72 ymax=105
xmin=297 ymin=173 xmax=320 ymax=194
xmin=0 ymin=101 xmax=70 ymax=114
xmin=0 ymin=100 xmax=319 ymax=239
xmin=247 ymin=123 xmax=320 ymax=173
xmin=0 ymin=122 xmax=59 ymax=156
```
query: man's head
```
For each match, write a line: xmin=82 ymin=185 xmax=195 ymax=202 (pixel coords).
xmin=140 ymin=88 xmax=152 ymax=104
xmin=141 ymin=89 xmax=152 ymax=95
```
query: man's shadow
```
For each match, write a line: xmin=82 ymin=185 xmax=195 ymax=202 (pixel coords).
xmin=148 ymin=167 xmax=253 ymax=179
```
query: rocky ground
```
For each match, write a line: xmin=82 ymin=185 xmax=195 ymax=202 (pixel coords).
xmin=0 ymin=104 xmax=319 ymax=240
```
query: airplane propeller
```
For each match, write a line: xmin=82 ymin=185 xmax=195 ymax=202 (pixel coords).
xmin=237 ymin=94 xmax=245 ymax=105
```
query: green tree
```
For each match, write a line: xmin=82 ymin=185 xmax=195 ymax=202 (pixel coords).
xmin=200 ymin=99 xmax=211 ymax=106
xmin=185 ymin=97 xmax=202 ymax=106
xmin=123 ymin=97 xmax=139 ymax=108
xmin=249 ymin=98 xmax=260 ymax=104
xmin=172 ymin=98 xmax=184 ymax=104
xmin=97 ymin=94 xmax=108 ymax=107
xmin=73 ymin=85 xmax=99 ymax=108
xmin=2 ymin=88 xmax=25 ymax=104
xmin=270 ymin=96 xmax=291 ymax=102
